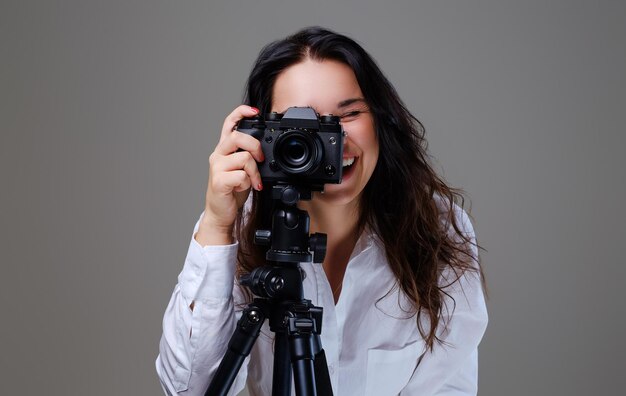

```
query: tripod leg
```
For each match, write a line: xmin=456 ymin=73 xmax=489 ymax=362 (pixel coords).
xmin=205 ymin=306 xmax=265 ymax=396
xmin=272 ymin=333 xmax=292 ymax=396
xmin=287 ymin=318 xmax=317 ymax=396
xmin=312 ymin=335 xmax=333 ymax=395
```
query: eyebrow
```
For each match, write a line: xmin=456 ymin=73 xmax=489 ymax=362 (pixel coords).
xmin=276 ymin=98 xmax=367 ymax=114
xmin=337 ymin=97 xmax=367 ymax=109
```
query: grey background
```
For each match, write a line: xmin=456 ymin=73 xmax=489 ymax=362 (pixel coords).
xmin=2 ymin=1 xmax=625 ymax=395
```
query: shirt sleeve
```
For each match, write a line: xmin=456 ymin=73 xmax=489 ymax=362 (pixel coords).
xmin=401 ymin=206 xmax=489 ymax=395
xmin=155 ymin=212 xmax=249 ymax=396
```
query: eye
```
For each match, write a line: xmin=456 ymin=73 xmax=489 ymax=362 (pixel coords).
xmin=339 ymin=110 xmax=362 ymax=121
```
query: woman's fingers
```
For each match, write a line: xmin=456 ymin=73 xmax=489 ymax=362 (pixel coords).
xmin=220 ymin=105 xmax=260 ymax=140
xmin=216 ymin=105 xmax=264 ymax=162
xmin=215 ymin=131 xmax=265 ymax=163
xmin=210 ymin=151 xmax=263 ymax=192
xmin=212 ymin=170 xmax=252 ymax=193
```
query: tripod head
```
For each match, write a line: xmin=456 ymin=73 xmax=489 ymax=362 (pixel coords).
xmin=240 ymin=183 xmax=327 ymax=299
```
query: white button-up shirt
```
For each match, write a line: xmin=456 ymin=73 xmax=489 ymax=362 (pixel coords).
xmin=156 ymin=207 xmax=488 ymax=395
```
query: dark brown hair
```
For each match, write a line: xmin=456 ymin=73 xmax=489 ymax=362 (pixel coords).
xmin=235 ymin=27 xmax=485 ymax=350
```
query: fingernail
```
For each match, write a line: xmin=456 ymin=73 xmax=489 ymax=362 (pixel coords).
xmin=250 ymin=106 xmax=259 ymax=113
xmin=257 ymin=182 xmax=263 ymax=191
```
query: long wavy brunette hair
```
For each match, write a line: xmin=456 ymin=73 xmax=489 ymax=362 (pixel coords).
xmin=234 ymin=27 xmax=485 ymax=350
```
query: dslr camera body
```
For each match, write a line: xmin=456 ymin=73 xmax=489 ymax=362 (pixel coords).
xmin=238 ymin=107 xmax=344 ymax=191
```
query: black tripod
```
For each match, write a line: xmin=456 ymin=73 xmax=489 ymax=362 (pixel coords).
xmin=205 ymin=184 xmax=334 ymax=396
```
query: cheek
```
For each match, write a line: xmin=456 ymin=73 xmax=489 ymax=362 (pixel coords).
xmin=368 ymin=141 xmax=380 ymax=172
xmin=345 ymin=118 xmax=378 ymax=150
xmin=361 ymin=127 xmax=379 ymax=160
xmin=364 ymin=124 xmax=380 ymax=170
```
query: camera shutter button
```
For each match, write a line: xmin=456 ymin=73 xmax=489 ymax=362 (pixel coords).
xmin=267 ymin=112 xmax=283 ymax=121
xmin=320 ymin=114 xmax=338 ymax=123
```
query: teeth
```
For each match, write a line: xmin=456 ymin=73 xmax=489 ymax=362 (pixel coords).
xmin=342 ymin=157 xmax=355 ymax=167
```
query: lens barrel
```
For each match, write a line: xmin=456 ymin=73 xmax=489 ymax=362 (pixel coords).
xmin=274 ymin=130 xmax=322 ymax=175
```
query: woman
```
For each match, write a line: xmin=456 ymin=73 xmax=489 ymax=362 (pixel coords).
xmin=156 ymin=27 xmax=488 ymax=395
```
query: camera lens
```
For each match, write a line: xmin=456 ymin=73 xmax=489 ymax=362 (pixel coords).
xmin=274 ymin=130 xmax=322 ymax=175
xmin=283 ymin=138 xmax=308 ymax=166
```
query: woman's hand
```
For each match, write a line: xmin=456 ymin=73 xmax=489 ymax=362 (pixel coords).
xmin=195 ymin=105 xmax=265 ymax=246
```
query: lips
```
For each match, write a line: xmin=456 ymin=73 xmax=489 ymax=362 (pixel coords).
xmin=340 ymin=156 xmax=358 ymax=182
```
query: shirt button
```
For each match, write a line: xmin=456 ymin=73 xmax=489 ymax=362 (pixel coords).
xmin=327 ymin=364 xmax=335 ymax=375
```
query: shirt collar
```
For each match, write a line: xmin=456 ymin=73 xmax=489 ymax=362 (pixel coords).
xmin=348 ymin=225 xmax=379 ymax=263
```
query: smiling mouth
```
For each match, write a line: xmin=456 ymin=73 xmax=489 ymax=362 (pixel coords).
xmin=342 ymin=157 xmax=356 ymax=168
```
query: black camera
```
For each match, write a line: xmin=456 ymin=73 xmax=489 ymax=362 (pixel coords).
xmin=238 ymin=107 xmax=344 ymax=190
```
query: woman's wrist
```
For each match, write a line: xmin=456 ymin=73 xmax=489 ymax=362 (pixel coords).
xmin=195 ymin=213 xmax=234 ymax=246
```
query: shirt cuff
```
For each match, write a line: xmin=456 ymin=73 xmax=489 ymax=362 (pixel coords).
xmin=177 ymin=213 xmax=239 ymax=301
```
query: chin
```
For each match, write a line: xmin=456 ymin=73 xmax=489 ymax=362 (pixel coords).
xmin=314 ymin=184 xmax=361 ymax=207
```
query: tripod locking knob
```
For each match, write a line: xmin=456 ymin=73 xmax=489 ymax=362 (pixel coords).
xmin=247 ymin=310 xmax=261 ymax=323
xmin=270 ymin=276 xmax=285 ymax=291
xmin=254 ymin=230 xmax=272 ymax=246
xmin=309 ymin=233 xmax=327 ymax=264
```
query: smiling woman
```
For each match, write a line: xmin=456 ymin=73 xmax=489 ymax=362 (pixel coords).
xmin=272 ymin=58 xmax=379 ymax=209
xmin=156 ymin=26 xmax=488 ymax=396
